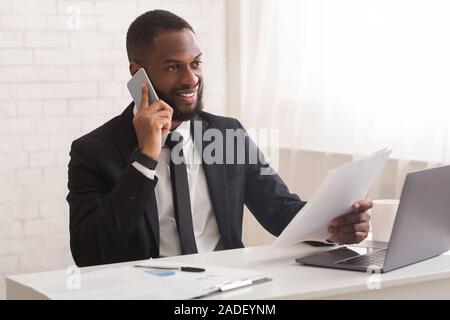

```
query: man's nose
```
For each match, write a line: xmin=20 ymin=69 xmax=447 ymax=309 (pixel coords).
xmin=179 ymin=66 xmax=198 ymax=87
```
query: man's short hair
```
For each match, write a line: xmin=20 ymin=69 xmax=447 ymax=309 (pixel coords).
xmin=126 ymin=10 xmax=194 ymax=63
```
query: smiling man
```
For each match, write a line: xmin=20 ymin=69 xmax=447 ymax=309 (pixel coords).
xmin=67 ymin=10 xmax=372 ymax=267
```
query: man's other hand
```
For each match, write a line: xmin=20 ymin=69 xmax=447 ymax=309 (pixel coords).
xmin=326 ymin=199 xmax=372 ymax=244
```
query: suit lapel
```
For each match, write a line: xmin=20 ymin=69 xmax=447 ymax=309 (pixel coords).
xmin=114 ymin=102 xmax=160 ymax=252
xmin=194 ymin=116 xmax=233 ymax=249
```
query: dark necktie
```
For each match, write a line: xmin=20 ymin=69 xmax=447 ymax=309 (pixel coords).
xmin=165 ymin=131 xmax=198 ymax=254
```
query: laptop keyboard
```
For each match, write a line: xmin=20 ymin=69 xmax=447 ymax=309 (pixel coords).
xmin=336 ymin=248 xmax=387 ymax=267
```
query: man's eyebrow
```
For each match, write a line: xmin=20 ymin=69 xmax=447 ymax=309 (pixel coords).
xmin=162 ymin=53 xmax=202 ymax=64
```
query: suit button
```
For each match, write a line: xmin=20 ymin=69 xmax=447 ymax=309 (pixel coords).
xmin=126 ymin=192 xmax=138 ymax=208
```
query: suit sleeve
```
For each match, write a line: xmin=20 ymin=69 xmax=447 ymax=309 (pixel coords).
xmin=67 ymin=139 xmax=158 ymax=267
xmin=236 ymin=120 xmax=307 ymax=236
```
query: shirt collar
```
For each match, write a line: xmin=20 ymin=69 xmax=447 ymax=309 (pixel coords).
xmin=162 ymin=120 xmax=191 ymax=147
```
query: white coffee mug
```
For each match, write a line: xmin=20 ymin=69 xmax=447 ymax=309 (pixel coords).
xmin=369 ymin=199 xmax=400 ymax=242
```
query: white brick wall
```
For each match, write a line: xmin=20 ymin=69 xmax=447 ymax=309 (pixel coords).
xmin=0 ymin=32 xmax=23 ymax=48
xmin=0 ymin=49 xmax=34 ymax=65
xmin=0 ymin=0 xmax=227 ymax=299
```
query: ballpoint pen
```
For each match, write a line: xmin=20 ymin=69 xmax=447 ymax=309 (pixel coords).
xmin=134 ymin=265 xmax=206 ymax=272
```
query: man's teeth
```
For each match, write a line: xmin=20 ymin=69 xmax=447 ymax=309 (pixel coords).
xmin=177 ymin=92 xmax=195 ymax=98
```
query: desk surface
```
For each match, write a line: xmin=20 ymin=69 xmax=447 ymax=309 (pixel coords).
xmin=7 ymin=242 xmax=450 ymax=299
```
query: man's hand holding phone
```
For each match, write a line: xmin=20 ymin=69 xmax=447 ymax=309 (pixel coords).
xmin=132 ymin=83 xmax=173 ymax=160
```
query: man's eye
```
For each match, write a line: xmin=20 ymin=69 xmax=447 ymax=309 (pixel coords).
xmin=192 ymin=61 xmax=202 ymax=68
xmin=167 ymin=65 xmax=178 ymax=71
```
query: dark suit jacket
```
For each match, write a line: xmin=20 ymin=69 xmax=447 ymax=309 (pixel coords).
xmin=67 ymin=103 xmax=306 ymax=267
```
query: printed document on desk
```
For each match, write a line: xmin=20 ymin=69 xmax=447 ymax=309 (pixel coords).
xmin=273 ymin=148 xmax=391 ymax=247
xmin=31 ymin=262 xmax=268 ymax=299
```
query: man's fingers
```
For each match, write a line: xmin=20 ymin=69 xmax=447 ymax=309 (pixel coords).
xmin=327 ymin=206 xmax=371 ymax=244
xmin=147 ymin=100 xmax=174 ymax=114
xmin=162 ymin=118 xmax=171 ymax=133
xmin=328 ymin=231 xmax=367 ymax=245
xmin=332 ymin=211 xmax=370 ymax=227
xmin=138 ymin=83 xmax=149 ymax=112
xmin=331 ymin=222 xmax=370 ymax=234
xmin=151 ymin=110 xmax=172 ymax=119
xmin=352 ymin=199 xmax=373 ymax=212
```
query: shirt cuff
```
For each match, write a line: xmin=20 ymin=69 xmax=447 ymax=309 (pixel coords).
xmin=132 ymin=161 xmax=156 ymax=180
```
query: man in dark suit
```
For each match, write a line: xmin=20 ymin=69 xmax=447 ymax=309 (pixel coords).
xmin=67 ymin=10 xmax=372 ymax=267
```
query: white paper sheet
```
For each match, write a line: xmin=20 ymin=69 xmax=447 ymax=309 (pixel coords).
xmin=272 ymin=148 xmax=392 ymax=247
xmin=33 ymin=262 xmax=266 ymax=300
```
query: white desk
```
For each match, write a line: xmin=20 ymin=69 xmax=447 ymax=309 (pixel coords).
xmin=6 ymin=243 xmax=450 ymax=299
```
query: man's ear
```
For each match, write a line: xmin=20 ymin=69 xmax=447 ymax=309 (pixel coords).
xmin=129 ymin=61 xmax=141 ymax=76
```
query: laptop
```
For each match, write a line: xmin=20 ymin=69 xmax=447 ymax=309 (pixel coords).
xmin=296 ymin=165 xmax=450 ymax=273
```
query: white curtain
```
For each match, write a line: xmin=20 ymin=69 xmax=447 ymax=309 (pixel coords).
xmin=240 ymin=0 xmax=450 ymax=164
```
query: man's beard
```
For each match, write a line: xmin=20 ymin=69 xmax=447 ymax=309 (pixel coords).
xmin=155 ymin=81 xmax=204 ymax=122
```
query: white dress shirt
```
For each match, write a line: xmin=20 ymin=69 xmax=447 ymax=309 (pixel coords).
xmin=131 ymin=111 xmax=221 ymax=257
